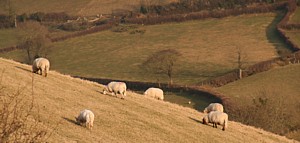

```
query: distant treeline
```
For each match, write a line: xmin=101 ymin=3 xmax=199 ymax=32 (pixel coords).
xmin=0 ymin=12 xmax=77 ymax=29
xmin=140 ymin=0 xmax=284 ymax=15
xmin=127 ymin=2 xmax=286 ymax=25
xmin=50 ymin=20 xmax=116 ymax=42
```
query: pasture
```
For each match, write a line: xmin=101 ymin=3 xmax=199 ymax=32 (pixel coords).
xmin=0 ymin=58 xmax=296 ymax=143
xmin=290 ymin=6 xmax=300 ymax=23
xmin=216 ymin=64 xmax=300 ymax=140
xmin=0 ymin=28 xmax=24 ymax=49
xmin=0 ymin=0 xmax=177 ymax=16
xmin=285 ymin=30 xmax=300 ymax=47
xmin=0 ymin=13 xmax=290 ymax=85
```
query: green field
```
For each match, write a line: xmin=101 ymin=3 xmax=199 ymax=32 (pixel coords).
xmin=285 ymin=30 xmax=300 ymax=47
xmin=0 ymin=28 xmax=24 ymax=49
xmin=0 ymin=13 xmax=290 ymax=85
xmin=216 ymin=64 xmax=300 ymax=140
xmin=217 ymin=64 xmax=300 ymax=104
xmin=290 ymin=6 xmax=300 ymax=23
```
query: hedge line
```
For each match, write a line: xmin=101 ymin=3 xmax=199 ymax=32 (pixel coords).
xmin=126 ymin=2 xmax=286 ymax=25
xmin=277 ymin=0 xmax=300 ymax=30
xmin=51 ymin=20 xmax=116 ymax=42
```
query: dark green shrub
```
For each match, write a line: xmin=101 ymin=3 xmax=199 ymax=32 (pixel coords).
xmin=17 ymin=13 xmax=28 ymax=22
xmin=140 ymin=5 xmax=148 ymax=14
xmin=58 ymin=22 xmax=90 ymax=31
xmin=30 ymin=12 xmax=45 ymax=22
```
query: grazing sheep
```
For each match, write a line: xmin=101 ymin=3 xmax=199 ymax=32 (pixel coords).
xmin=203 ymin=103 xmax=224 ymax=113
xmin=103 ymin=81 xmax=127 ymax=99
xmin=144 ymin=87 xmax=164 ymax=100
xmin=202 ymin=111 xmax=228 ymax=131
xmin=32 ymin=58 xmax=50 ymax=77
xmin=75 ymin=109 xmax=95 ymax=130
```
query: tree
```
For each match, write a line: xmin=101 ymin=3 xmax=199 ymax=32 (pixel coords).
xmin=0 ymin=72 xmax=54 ymax=142
xmin=236 ymin=47 xmax=248 ymax=79
xmin=18 ymin=21 xmax=51 ymax=64
xmin=142 ymin=49 xmax=181 ymax=85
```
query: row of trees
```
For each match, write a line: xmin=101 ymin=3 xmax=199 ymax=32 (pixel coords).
xmin=139 ymin=0 xmax=281 ymax=15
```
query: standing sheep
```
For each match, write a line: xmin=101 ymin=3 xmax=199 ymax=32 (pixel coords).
xmin=103 ymin=81 xmax=127 ymax=99
xmin=75 ymin=109 xmax=95 ymax=130
xmin=32 ymin=58 xmax=50 ymax=77
xmin=144 ymin=87 xmax=164 ymax=100
xmin=203 ymin=103 xmax=224 ymax=113
xmin=202 ymin=111 xmax=228 ymax=131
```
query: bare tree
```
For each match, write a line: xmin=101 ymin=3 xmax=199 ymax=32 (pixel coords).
xmin=236 ymin=47 xmax=248 ymax=79
xmin=18 ymin=21 xmax=51 ymax=64
xmin=0 ymin=71 xmax=55 ymax=142
xmin=142 ymin=49 xmax=181 ymax=85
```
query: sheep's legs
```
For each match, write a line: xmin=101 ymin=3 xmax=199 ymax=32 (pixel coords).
xmin=213 ymin=123 xmax=217 ymax=128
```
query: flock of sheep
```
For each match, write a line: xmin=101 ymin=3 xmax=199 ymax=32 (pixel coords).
xmin=32 ymin=57 xmax=228 ymax=131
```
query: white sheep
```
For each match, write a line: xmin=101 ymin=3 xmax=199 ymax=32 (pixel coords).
xmin=144 ymin=87 xmax=164 ymax=100
xmin=32 ymin=58 xmax=50 ymax=77
xmin=202 ymin=111 xmax=228 ymax=131
xmin=103 ymin=81 xmax=127 ymax=99
xmin=75 ymin=109 xmax=95 ymax=130
xmin=203 ymin=103 xmax=224 ymax=113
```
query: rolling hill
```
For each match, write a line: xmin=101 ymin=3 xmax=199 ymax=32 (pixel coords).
xmin=0 ymin=12 xmax=289 ymax=85
xmin=0 ymin=58 xmax=297 ymax=142
xmin=216 ymin=64 xmax=300 ymax=140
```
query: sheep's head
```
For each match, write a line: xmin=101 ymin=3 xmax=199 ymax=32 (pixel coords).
xmin=143 ymin=91 xmax=147 ymax=96
xmin=102 ymin=87 xmax=108 ymax=94
xmin=203 ymin=108 xmax=208 ymax=113
xmin=75 ymin=117 xmax=79 ymax=124
xmin=202 ymin=115 xmax=209 ymax=124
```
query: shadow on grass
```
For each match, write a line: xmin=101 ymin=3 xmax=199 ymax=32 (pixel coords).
xmin=189 ymin=117 xmax=203 ymax=124
xmin=62 ymin=117 xmax=78 ymax=125
xmin=15 ymin=66 xmax=32 ymax=73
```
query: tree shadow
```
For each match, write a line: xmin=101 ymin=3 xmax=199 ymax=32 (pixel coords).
xmin=266 ymin=11 xmax=293 ymax=56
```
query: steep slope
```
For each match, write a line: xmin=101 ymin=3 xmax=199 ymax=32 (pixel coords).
xmin=0 ymin=58 xmax=297 ymax=143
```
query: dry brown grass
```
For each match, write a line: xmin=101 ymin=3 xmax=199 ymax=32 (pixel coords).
xmin=0 ymin=0 xmax=178 ymax=16
xmin=0 ymin=58 xmax=297 ymax=142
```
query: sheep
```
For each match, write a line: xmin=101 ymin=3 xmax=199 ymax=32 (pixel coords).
xmin=103 ymin=81 xmax=127 ymax=99
xmin=75 ymin=109 xmax=95 ymax=130
xmin=202 ymin=111 xmax=228 ymax=131
xmin=144 ymin=87 xmax=164 ymax=100
xmin=203 ymin=103 xmax=224 ymax=113
xmin=32 ymin=58 xmax=50 ymax=77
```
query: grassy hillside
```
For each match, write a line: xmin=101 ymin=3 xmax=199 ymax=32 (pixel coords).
xmin=0 ymin=28 xmax=24 ymax=49
xmin=285 ymin=30 xmax=300 ymax=47
xmin=0 ymin=13 xmax=289 ymax=85
xmin=0 ymin=58 xmax=297 ymax=142
xmin=0 ymin=0 xmax=177 ymax=16
xmin=290 ymin=6 xmax=300 ymax=23
xmin=216 ymin=64 xmax=300 ymax=140
xmin=217 ymin=64 xmax=300 ymax=105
